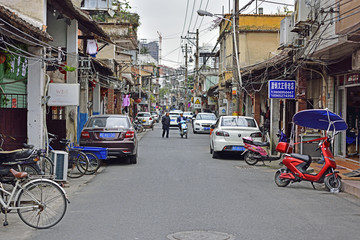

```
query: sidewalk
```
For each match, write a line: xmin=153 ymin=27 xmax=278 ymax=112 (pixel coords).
xmin=307 ymin=157 xmax=360 ymax=198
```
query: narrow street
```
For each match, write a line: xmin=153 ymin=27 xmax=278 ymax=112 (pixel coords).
xmin=5 ymin=124 xmax=360 ymax=240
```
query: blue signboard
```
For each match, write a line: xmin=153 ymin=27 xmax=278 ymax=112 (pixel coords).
xmin=268 ymin=80 xmax=296 ymax=99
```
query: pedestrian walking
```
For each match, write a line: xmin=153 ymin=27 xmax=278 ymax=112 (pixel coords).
xmin=162 ymin=112 xmax=170 ymax=138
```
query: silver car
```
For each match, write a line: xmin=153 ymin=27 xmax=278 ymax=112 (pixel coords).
xmin=210 ymin=116 xmax=262 ymax=158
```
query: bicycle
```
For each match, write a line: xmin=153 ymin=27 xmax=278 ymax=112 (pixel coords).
xmin=45 ymin=134 xmax=90 ymax=178
xmin=58 ymin=139 xmax=90 ymax=178
xmin=0 ymin=168 xmax=68 ymax=229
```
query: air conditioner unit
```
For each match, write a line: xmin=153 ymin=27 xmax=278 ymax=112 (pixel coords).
xmin=280 ymin=16 xmax=297 ymax=48
xmin=51 ymin=150 xmax=68 ymax=182
xmin=352 ymin=50 xmax=360 ymax=70
xmin=82 ymin=0 xmax=111 ymax=11
xmin=294 ymin=0 xmax=312 ymax=27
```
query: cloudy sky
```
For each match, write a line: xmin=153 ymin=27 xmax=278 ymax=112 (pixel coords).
xmin=129 ymin=0 xmax=294 ymax=68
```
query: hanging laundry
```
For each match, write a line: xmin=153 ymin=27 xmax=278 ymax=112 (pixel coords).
xmin=122 ymin=94 xmax=130 ymax=107
xmin=86 ymin=39 xmax=99 ymax=57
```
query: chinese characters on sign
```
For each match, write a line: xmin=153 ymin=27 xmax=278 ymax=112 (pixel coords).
xmin=268 ymin=80 xmax=296 ymax=99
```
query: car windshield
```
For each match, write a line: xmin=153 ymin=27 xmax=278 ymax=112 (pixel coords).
xmin=196 ymin=114 xmax=216 ymax=120
xmin=137 ymin=113 xmax=150 ymax=117
xmin=87 ymin=117 xmax=129 ymax=128
xmin=221 ymin=117 xmax=257 ymax=127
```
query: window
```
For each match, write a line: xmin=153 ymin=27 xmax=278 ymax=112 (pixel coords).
xmin=87 ymin=117 xmax=129 ymax=128
xmin=221 ymin=117 xmax=256 ymax=127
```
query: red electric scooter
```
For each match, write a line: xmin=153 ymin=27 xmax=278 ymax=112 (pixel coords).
xmin=274 ymin=109 xmax=347 ymax=192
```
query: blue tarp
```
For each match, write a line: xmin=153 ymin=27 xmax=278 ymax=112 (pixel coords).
xmin=293 ymin=109 xmax=348 ymax=131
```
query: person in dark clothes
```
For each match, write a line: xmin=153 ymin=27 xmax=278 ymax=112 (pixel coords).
xmin=161 ymin=112 xmax=170 ymax=138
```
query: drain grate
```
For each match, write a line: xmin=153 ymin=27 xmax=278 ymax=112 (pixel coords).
xmin=167 ymin=231 xmax=235 ymax=240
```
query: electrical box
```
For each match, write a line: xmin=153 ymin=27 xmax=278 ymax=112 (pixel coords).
xmin=51 ymin=150 xmax=68 ymax=181
xmin=280 ymin=15 xmax=297 ymax=48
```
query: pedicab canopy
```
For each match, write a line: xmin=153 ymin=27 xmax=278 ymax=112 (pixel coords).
xmin=292 ymin=109 xmax=348 ymax=132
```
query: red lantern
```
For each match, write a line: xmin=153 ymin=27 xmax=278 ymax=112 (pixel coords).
xmin=134 ymin=98 xmax=142 ymax=104
xmin=0 ymin=53 xmax=6 ymax=64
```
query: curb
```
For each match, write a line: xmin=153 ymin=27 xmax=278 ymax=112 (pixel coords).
xmin=342 ymin=180 xmax=360 ymax=199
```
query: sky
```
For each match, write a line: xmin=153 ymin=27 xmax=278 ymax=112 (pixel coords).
xmin=129 ymin=0 xmax=294 ymax=68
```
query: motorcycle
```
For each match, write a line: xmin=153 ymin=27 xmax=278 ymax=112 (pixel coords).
xmin=133 ymin=119 xmax=145 ymax=133
xmin=179 ymin=120 xmax=188 ymax=139
xmin=274 ymin=109 xmax=347 ymax=192
xmin=242 ymin=130 xmax=288 ymax=165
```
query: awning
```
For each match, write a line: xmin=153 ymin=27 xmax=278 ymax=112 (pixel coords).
xmin=48 ymin=0 xmax=112 ymax=43
xmin=122 ymin=73 xmax=134 ymax=85
xmin=0 ymin=5 xmax=53 ymax=43
xmin=207 ymin=85 xmax=219 ymax=97
xmin=91 ymin=58 xmax=113 ymax=76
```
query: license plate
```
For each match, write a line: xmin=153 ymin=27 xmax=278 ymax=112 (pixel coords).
xmin=171 ymin=119 xmax=175 ymax=122
xmin=232 ymin=146 xmax=245 ymax=151
xmin=204 ymin=127 xmax=210 ymax=130
xmin=99 ymin=132 xmax=115 ymax=138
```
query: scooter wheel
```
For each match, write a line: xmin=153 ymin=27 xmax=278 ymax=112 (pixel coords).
xmin=324 ymin=174 xmax=342 ymax=192
xmin=274 ymin=169 xmax=290 ymax=187
xmin=244 ymin=151 xmax=258 ymax=165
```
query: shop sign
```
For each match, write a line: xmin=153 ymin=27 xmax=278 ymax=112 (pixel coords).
xmin=208 ymin=97 xmax=217 ymax=105
xmin=47 ymin=83 xmax=80 ymax=106
xmin=346 ymin=74 xmax=360 ymax=84
xmin=268 ymin=80 xmax=296 ymax=99
xmin=11 ymin=98 xmax=17 ymax=108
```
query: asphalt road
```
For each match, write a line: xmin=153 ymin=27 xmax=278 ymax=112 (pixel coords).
xmin=4 ymin=123 xmax=360 ymax=240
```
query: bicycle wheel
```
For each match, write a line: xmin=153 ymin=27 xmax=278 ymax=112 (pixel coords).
xmin=17 ymin=179 xmax=67 ymax=229
xmin=67 ymin=150 xmax=88 ymax=178
xmin=38 ymin=156 xmax=54 ymax=176
xmin=18 ymin=164 xmax=41 ymax=176
xmin=85 ymin=152 xmax=101 ymax=175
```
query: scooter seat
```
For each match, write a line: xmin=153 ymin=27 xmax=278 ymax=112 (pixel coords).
xmin=252 ymin=141 xmax=270 ymax=147
xmin=290 ymin=153 xmax=312 ymax=163
xmin=0 ymin=149 xmax=34 ymax=163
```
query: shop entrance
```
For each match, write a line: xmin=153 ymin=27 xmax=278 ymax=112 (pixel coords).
xmin=346 ymin=86 xmax=360 ymax=158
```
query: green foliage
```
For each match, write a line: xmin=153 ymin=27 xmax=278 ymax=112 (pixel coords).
xmin=64 ymin=65 xmax=76 ymax=72
xmin=140 ymin=46 xmax=149 ymax=54
xmin=159 ymin=87 xmax=170 ymax=99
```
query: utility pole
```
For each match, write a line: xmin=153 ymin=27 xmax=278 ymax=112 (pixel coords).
xmin=233 ymin=0 xmax=241 ymax=116
xmin=185 ymin=43 xmax=188 ymax=111
xmin=195 ymin=28 xmax=199 ymax=110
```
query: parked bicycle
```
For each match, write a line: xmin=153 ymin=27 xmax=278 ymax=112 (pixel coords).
xmin=46 ymin=133 xmax=102 ymax=177
xmin=0 ymin=168 xmax=68 ymax=228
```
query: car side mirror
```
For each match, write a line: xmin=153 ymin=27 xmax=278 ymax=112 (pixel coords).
xmin=210 ymin=124 xmax=215 ymax=129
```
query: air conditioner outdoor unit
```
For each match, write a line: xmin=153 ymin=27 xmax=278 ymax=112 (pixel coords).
xmin=280 ymin=16 xmax=297 ymax=48
xmin=294 ymin=0 xmax=312 ymax=27
xmin=51 ymin=150 xmax=68 ymax=182
xmin=82 ymin=0 xmax=111 ymax=11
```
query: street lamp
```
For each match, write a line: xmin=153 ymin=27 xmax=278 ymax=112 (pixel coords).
xmin=197 ymin=7 xmax=242 ymax=115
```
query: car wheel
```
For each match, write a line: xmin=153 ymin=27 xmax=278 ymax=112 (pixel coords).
xmin=212 ymin=150 xmax=220 ymax=159
xmin=129 ymin=154 xmax=137 ymax=164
